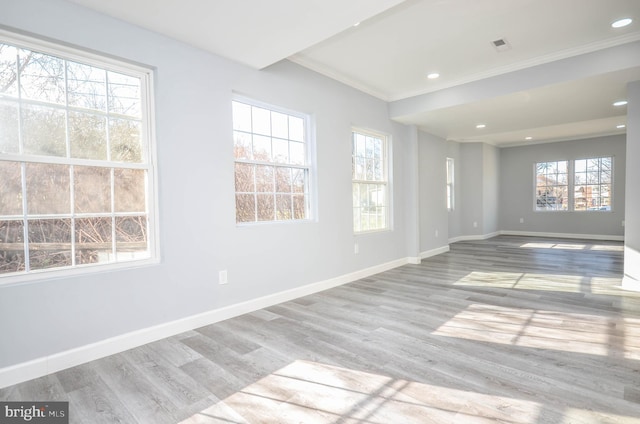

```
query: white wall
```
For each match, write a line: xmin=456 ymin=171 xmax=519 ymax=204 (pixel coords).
xmin=623 ymin=81 xmax=640 ymax=290
xmin=499 ymin=135 xmax=626 ymax=238
xmin=417 ymin=131 xmax=448 ymax=254
xmin=0 ymin=0 xmax=417 ymax=369
xmin=447 ymin=141 xmax=463 ymax=239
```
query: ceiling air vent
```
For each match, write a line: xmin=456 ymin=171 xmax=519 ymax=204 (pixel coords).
xmin=491 ymin=38 xmax=511 ymax=52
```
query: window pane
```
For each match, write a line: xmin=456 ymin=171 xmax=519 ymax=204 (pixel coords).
xmin=256 ymin=194 xmax=274 ymax=221
xmin=22 ymin=104 xmax=66 ymax=157
xmin=115 ymin=216 xmax=148 ymax=260
xmin=114 ymin=169 xmax=146 ymax=212
xmin=255 ymin=165 xmax=274 ymax=192
xmin=272 ymin=138 xmax=289 ymax=163
xmin=0 ymin=100 xmax=19 ymax=153
xmin=292 ymin=169 xmax=305 ymax=193
xmin=67 ymin=61 xmax=106 ymax=111
xmin=232 ymin=101 xmax=251 ymax=132
xmin=289 ymin=116 xmax=304 ymax=141
xmin=109 ymin=119 xmax=142 ymax=163
xmin=0 ymin=161 xmax=22 ymax=215
xmin=253 ymin=135 xmax=271 ymax=161
xmin=293 ymin=195 xmax=305 ymax=220
xmin=290 ymin=141 xmax=305 ymax=165
xmin=26 ymin=163 xmax=70 ymax=215
xmin=19 ymin=49 xmax=65 ymax=104
xmin=276 ymin=194 xmax=292 ymax=220
xmin=234 ymin=163 xmax=255 ymax=193
xmin=276 ymin=167 xmax=292 ymax=193
xmin=107 ymin=71 xmax=141 ymax=117
xmin=69 ymin=111 xmax=107 ymax=160
xmin=75 ymin=217 xmax=113 ymax=265
xmin=0 ymin=220 xmax=25 ymax=274
xmin=0 ymin=45 xmax=19 ymax=97
xmin=233 ymin=131 xmax=252 ymax=160
xmin=74 ymin=166 xmax=111 ymax=213
xmin=272 ymin=112 xmax=288 ymax=139
xmin=236 ymin=194 xmax=255 ymax=223
xmin=28 ymin=218 xmax=72 ymax=270
xmin=252 ymin=106 xmax=271 ymax=136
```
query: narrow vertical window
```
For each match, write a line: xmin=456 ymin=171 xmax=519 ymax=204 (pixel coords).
xmin=232 ymin=98 xmax=311 ymax=223
xmin=574 ymin=157 xmax=612 ymax=211
xmin=535 ymin=161 xmax=568 ymax=211
xmin=352 ymin=129 xmax=389 ymax=233
xmin=446 ymin=157 xmax=454 ymax=211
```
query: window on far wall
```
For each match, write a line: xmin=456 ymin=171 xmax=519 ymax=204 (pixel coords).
xmin=534 ymin=157 xmax=613 ymax=212
xmin=535 ymin=160 xmax=568 ymax=211
xmin=0 ymin=32 xmax=158 ymax=281
xmin=574 ymin=157 xmax=612 ymax=211
xmin=446 ymin=157 xmax=454 ymax=211
xmin=352 ymin=129 xmax=390 ymax=233
xmin=232 ymin=98 xmax=311 ymax=224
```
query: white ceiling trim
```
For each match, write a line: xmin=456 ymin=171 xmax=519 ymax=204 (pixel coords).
xmin=294 ymin=32 xmax=640 ymax=103
xmin=287 ymin=54 xmax=390 ymax=101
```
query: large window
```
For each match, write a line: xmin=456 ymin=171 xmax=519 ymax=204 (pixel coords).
xmin=535 ymin=160 xmax=568 ymax=211
xmin=0 ymin=32 xmax=157 ymax=281
xmin=352 ymin=129 xmax=389 ymax=233
xmin=232 ymin=98 xmax=311 ymax=223
xmin=446 ymin=157 xmax=454 ymax=211
xmin=574 ymin=157 xmax=612 ymax=211
xmin=535 ymin=157 xmax=612 ymax=212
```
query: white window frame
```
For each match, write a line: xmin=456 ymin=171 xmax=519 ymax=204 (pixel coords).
xmin=0 ymin=29 xmax=159 ymax=285
xmin=446 ymin=157 xmax=454 ymax=211
xmin=232 ymin=96 xmax=314 ymax=225
xmin=533 ymin=157 xmax=613 ymax=212
xmin=352 ymin=128 xmax=391 ymax=234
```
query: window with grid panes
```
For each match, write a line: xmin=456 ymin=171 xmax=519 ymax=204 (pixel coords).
xmin=232 ymin=99 xmax=311 ymax=223
xmin=0 ymin=32 xmax=158 ymax=281
xmin=352 ymin=129 xmax=389 ymax=233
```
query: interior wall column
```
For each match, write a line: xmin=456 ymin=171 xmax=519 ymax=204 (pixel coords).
xmin=623 ymin=80 xmax=640 ymax=291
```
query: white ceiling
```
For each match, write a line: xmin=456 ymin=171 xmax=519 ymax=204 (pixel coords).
xmin=66 ymin=0 xmax=640 ymax=146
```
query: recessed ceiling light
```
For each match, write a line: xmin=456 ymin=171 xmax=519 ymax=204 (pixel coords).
xmin=476 ymin=124 xmax=486 ymax=129
xmin=612 ymin=18 xmax=633 ymax=28
xmin=427 ymin=73 xmax=440 ymax=79
xmin=353 ymin=22 xmax=361 ymax=27
xmin=525 ymin=136 xmax=533 ymax=140
xmin=613 ymin=100 xmax=628 ymax=107
xmin=617 ymin=124 xmax=626 ymax=129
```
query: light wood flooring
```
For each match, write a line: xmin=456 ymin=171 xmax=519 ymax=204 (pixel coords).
xmin=2 ymin=236 xmax=640 ymax=423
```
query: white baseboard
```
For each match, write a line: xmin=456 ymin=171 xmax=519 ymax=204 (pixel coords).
xmin=499 ymin=230 xmax=624 ymax=241
xmin=448 ymin=231 xmax=500 ymax=244
xmin=622 ymin=275 xmax=640 ymax=292
xmin=0 ymin=256 xmax=412 ymax=389
xmin=420 ymin=245 xmax=450 ymax=259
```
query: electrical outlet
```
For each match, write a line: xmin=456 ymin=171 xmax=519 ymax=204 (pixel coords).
xmin=219 ymin=270 xmax=228 ymax=285
xmin=520 ymin=218 xmax=524 ymax=224
xmin=354 ymin=243 xmax=359 ymax=254
xmin=473 ymin=221 xmax=478 ymax=228
xmin=435 ymin=229 xmax=439 ymax=237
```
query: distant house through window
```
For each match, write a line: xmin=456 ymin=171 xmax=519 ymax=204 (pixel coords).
xmin=534 ymin=157 xmax=612 ymax=212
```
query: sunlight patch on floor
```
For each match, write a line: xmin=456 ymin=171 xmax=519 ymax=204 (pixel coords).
xmin=179 ymin=359 xmax=545 ymax=423
xmin=178 ymin=359 xmax=638 ymax=423
xmin=433 ymin=303 xmax=612 ymax=356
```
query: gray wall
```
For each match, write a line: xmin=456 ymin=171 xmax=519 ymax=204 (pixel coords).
xmin=0 ymin=0 xmax=416 ymax=367
xmin=483 ymin=144 xmax=500 ymax=234
xmin=499 ymin=135 xmax=626 ymax=237
xmin=447 ymin=141 xmax=463 ymax=239
xmin=417 ymin=131 xmax=448 ymax=253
